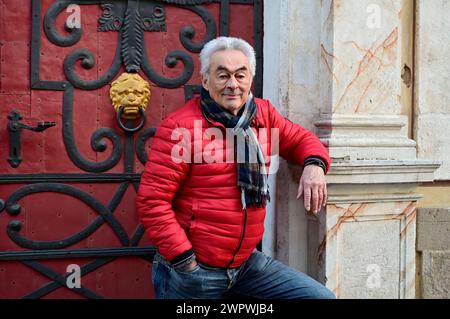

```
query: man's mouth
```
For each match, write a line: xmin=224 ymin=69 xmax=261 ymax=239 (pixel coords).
xmin=223 ymin=93 xmax=240 ymax=98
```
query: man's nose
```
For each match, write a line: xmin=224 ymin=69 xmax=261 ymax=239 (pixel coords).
xmin=226 ymin=76 xmax=239 ymax=89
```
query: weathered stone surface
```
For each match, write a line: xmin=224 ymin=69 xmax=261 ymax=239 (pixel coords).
xmin=339 ymin=218 xmax=401 ymax=299
xmin=415 ymin=115 xmax=450 ymax=180
xmin=310 ymin=200 xmax=417 ymax=299
xmin=417 ymin=208 xmax=450 ymax=251
xmin=421 ymin=251 xmax=450 ymax=299
xmin=415 ymin=0 xmax=450 ymax=180
xmin=416 ymin=0 xmax=450 ymax=115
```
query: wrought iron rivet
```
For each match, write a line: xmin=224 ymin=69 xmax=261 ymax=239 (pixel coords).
xmin=6 ymin=203 xmax=21 ymax=216
xmin=81 ymin=58 xmax=92 ymax=69
xmin=8 ymin=220 xmax=22 ymax=231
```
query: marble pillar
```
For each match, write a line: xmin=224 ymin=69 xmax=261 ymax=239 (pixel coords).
xmin=264 ymin=0 xmax=441 ymax=298
xmin=312 ymin=0 xmax=441 ymax=298
xmin=415 ymin=0 xmax=450 ymax=180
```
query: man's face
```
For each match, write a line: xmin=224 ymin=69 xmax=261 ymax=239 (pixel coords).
xmin=202 ymin=49 xmax=253 ymax=115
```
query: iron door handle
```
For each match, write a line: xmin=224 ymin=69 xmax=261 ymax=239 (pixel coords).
xmin=7 ymin=110 xmax=56 ymax=168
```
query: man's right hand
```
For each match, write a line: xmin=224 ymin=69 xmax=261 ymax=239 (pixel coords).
xmin=297 ymin=164 xmax=327 ymax=214
xmin=184 ymin=260 xmax=198 ymax=271
xmin=176 ymin=259 xmax=198 ymax=272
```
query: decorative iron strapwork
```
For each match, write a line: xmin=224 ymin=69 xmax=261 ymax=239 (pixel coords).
xmin=0 ymin=0 xmax=263 ymax=298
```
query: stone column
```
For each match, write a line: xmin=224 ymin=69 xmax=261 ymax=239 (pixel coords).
xmin=414 ymin=0 xmax=450 ymax=299
xmin=263 ymin=0 xmax=441 ymax=299
xmin=310 ymin=0 xmax=440 ymax=298
xmin=415 ymin=0 xmax=450 ymax=181
xmin=309 ymin=162 xmax=439 ymax=298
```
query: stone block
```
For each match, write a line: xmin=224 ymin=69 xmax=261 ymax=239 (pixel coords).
xmin=421 ymin=250 xmax=450 ymax=299
xmin=417 ymin=208 xmax=450 ymax=251
xmin=415 ymin=115 xmax=450 ymax=180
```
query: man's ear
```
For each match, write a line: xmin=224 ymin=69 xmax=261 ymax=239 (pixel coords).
xmin=201 ymin=76 xmax=209 ymax=91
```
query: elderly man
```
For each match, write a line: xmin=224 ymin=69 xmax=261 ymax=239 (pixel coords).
xmin=136 ymin=37 xmax=335 ymax=299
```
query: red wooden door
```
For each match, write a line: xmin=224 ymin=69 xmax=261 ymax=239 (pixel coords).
xmin=0 ymin=0 xmax=262 ymax=298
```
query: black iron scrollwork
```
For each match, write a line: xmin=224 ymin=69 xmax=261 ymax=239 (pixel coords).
xmin=25 ymin=1 xmax=214 ymax=195
xmin=99 ymin=2 xmax=167 ymax=32
xmin=62 ymin=87 xmax=123 ymax=172
xmin=5 ymin=183 xmax=130 ymax=250
xmin=178 ymin=5 xmax=217 ymax=53
xmin=97 ymin=1 xmax=212 ymax=86
xmin=136 ymin=127 xmax=156 ymax=164
xmin=63 ymin=47 xmax=122 ymax=90
xmin=122 ymin=2 xmax=145 ymax=73
xmin=140 ymin=3 xmax=166 ymax=31
xmin=36 ymin=0 xmax=220 ymax=174
xmin=43 ymin=0 xmax=83 ymax=47
xmin=141 ymin=49 xmax=194 ymax=88
xmin=1 ymin=0 xmax=262 ymax=299
xmin=22 ymin=260 xmax=104 ymax=299
xmin=98 ymin=3 xmax=126 ymax=31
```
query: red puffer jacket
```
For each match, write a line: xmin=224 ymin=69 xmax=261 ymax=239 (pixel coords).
xmin=136 ymin=96 xmax=330 ymax=268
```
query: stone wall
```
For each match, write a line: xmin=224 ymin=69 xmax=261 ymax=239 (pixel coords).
xmin=417 ymin=208 xmax=450 ymax=298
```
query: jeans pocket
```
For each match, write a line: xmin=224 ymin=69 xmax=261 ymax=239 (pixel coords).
xmin=152 ymin=261 xmax=168 ymax=299
xmin=173 ymin=263 xmax=201 ymax=275
xmin=172 ymin=264 xmax=205 ymax=293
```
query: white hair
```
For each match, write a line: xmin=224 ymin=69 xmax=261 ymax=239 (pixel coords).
xmin=199 ymin=36 xmax=256 ymax=79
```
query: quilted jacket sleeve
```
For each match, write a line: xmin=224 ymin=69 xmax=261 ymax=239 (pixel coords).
xmin=136 ymin=117 xmax=192 ymax=262
xmin=266 ymin=100 xmax=331 ymax=173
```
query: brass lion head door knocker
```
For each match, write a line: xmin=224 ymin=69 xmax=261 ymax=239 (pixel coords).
xmin=110 ymin=72 xmax=151 ymax=132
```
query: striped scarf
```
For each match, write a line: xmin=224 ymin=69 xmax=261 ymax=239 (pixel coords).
xmin=200 ymin=88 xmax=270 ymax=209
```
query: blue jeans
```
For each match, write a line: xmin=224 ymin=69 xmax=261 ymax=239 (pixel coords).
xmin=152 ymin=250 xmax=335 ymax=299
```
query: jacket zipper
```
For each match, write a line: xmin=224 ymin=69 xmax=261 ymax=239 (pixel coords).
xmin=226 ymin=207 xmax=248 ymax=270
